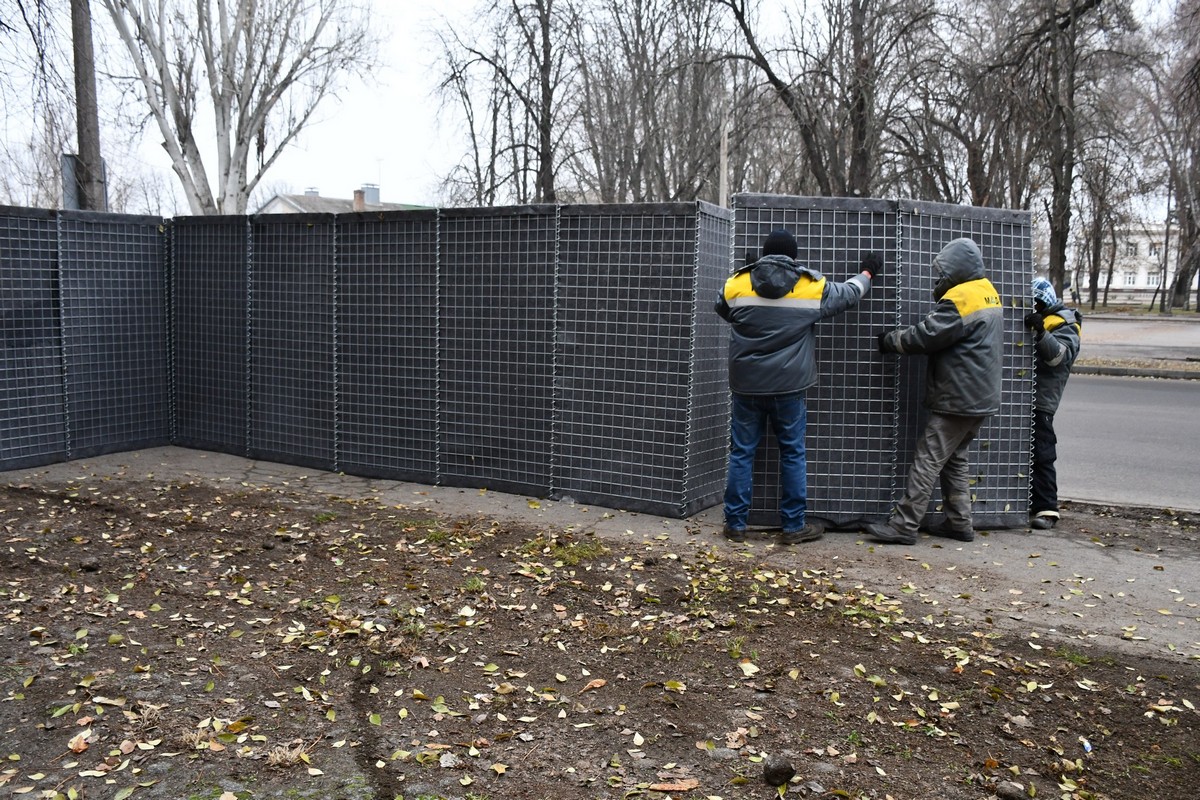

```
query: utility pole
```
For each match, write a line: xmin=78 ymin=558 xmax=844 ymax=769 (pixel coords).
xmin=70 ymin=0 xmax=107 ymax=211
xmin=719 ymin=116 xmax=729 ymax=209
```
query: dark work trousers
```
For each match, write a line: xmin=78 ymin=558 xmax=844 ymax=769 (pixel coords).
xmin=892 ymin=412 xmax=987 ymax=534
xmin=1030 ymin=409 xmax=1058 ymax=514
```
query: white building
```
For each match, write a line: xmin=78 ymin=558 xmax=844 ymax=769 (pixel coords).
xmin=1074 ymin=224 xmax=1196 ymax=305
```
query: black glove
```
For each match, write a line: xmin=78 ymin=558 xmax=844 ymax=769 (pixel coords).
xmin=859 ymin=251 xmax=883 ymax=279
xmin=1024 ymin=311 xmax=1044 ymax=341
xmin=876 ymin=331 xmax=891 ymax=353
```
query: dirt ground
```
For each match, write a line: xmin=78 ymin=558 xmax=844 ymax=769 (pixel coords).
xmin=1 ymin=468 xmax=1197 ymax=800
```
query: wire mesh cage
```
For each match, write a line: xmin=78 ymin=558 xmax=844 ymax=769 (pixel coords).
xmin=729 ymin=195 xmax=1032 ymax=530
xmin=1 ymin=207 xmax=67 ymax=469
xmin=58 ymin=211 xmax=170 ymax=458
xmin=2 ymin=199 xmax=1031 ymax=527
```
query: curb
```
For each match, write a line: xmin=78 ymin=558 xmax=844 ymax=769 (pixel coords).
xmin=1083 ymin=312 xmax=1200 ymax=323
xmin=1073 ymin=365 xmax=1200 ymax=380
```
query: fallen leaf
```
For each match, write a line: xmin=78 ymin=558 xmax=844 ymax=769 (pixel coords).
xmin=650 ymin=778 xmax=700 ymax=791
xmin=579 ymin=678 xmax=607 ymax=694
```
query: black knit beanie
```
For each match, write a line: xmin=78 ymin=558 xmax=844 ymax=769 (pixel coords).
xmin=762 ymin=229 xmax=798 ymax=259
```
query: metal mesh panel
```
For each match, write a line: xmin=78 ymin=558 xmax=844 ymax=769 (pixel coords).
xmin=896 ymin=201 xmax=1033 ymax=528
xmin=683 ymin=203 xmax=734 ymax=516
xmin=732 ymin=195 xmax=898 ymax=527
xmin=2 ymin=200 xmax=1033 ymax=525
xmin=248 ymin=215 xmax=335 ymax=469
xmin=58 ymin=212 xmax=169 ymax=457
xmin=1 ymin=208 xmax=66 ymax=469
xmin=337 ymin=211 xmax=438 ymax=482
xmin=438 ymin=206 xmax=557 ymax=495
xmin=555 ymin=203 xmax=700 ymax=515
xmin=172 ymin=216 xmax=248 ymax=453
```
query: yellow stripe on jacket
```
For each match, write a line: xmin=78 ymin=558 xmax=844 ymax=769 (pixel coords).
xmin=724 ymin=271 xmax=826 ymax=309
xmin=943 ymin=278 xmax=1001 ymax=318
xmin=1044 ymin=314 xmax=1082 ymax=337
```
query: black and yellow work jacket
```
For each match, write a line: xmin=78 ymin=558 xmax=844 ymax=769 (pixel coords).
xmin=715 ymin=255 xmax=871 ymax=395
xmin=1033 ymin=304 xmax=1082 ymax=413
xmin=880 ymin=238 xmax=1003 ymax=417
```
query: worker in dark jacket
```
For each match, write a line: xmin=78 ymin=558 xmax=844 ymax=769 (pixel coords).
xmin=715 ymin=228 xmax=880 ymax=545
xmin=864 ymin=237 xmax=1003 ymax=545
xmin=1024 ymin=277 xmax=1082 ymax=530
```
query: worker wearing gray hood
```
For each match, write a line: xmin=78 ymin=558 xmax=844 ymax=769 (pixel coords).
xmin=865 ymin=237 xmax=1003 ymax=545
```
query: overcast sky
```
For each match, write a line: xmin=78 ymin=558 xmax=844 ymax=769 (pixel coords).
xmin=253 ymin=1 xmax=474 ymax=208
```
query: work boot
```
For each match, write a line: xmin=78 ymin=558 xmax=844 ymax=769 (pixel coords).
xmin=924 ymin=518 xmax=975 ymax=542
xmin=779 ymin=523 xmax=823 ymax=545
xmin=1029 ymin=511 xmax=1059 ymax=530
xmin=723 ymin=525 xmax=747 ymax=543
xmin=863 ymin=521 xmax=917 ymax=545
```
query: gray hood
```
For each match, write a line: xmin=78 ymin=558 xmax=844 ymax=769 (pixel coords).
xmin=933 ymin=238 xmax=985 ymax=286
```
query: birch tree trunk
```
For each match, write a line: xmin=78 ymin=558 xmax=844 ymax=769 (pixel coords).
xmin=100 ymin=0 xmax=376 ymax=215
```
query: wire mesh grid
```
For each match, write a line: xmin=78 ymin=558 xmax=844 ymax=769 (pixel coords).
xmin=2 ymin=201 xmax=1034 ymax=526
xmin=437 ymin=206 xmax=558 ymax=495
xmin=248 ymin=215 xmax=336 ymax=469
xmin=1 ymin=208 xmax=67 ymax=468
xmin=732 ymin=195 xmax=899 ymax=527
xmin=895 ymin=201 xmax=1033 ymax=528
xmin=172 ymin=217 xmax=249 ymax=453
xmin=337 ymin=211 xmax=439 ymax=482
xmin=554 ymin=204 xmax=705 ymax=514
xmin=57 ymin=213 xmax=169 ymax=458
xmin=683 ymin=203 xmax=734 ymax=516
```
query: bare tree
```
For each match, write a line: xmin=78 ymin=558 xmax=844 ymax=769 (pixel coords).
xmin=438 ymin=0 xmax=576 ymax=205
xmin=1 ymin=0 xmax=72 ymax=207
xmin=565 ymin=0 xmax=736 ymax=203
xmin=1075 ymin=131 xmax=1141 ymax=310
xmin=1162 ymin=0 xmax=1200 ymax=311
xmin=100 ymin=0 xmax=377 ymax=215
xmin=887 ymin=0 xmax=1042 ymax=208
xmin=715 ymin=0 xmax=938 ymax=198
xmin=991 ymin=0 xmax=1140 ymax=295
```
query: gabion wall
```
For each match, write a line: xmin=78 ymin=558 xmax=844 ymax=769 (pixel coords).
xmin=4 ymin=205 xmax=729 ymax=520
xmin=1 ymin=209 xmax=169 ymax=470
xmin=2 ymin=198 xmax=1031 ymax=525
xmin=733 ymin=195 xmax=1032 ymax=529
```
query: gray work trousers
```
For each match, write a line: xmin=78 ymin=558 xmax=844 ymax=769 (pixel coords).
xmin=892 ymin=412 xmax=988 ymax=534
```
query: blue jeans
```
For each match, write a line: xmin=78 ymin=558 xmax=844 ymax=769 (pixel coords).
xmin=723 ymin=392 xmax=808 ymax=532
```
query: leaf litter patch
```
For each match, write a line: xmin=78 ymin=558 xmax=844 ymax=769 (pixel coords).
xmin=0 ymin=481 xmax=1196 ymax=800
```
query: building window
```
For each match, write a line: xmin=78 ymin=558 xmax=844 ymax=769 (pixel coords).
xmin=1125 ymin=241 xmax=1138 ymax=257
xmin=1123 ymin=272 xmax=1138 ymax=286
xmin=1149 ymin=242 xmax=1161 ymax=257
xmin=1147 ymin=272 xmax=1161 ymax=287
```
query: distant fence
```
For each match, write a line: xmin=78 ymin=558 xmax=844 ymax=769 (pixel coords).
xmin=1 ymin=197 xmax=1033 ymax=525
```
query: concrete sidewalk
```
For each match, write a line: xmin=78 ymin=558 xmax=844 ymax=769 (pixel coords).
xmin=4 ymin=446 xmax=1197 ymax=665
xmin=1073 ymin=312 xmax=1200 ymax=379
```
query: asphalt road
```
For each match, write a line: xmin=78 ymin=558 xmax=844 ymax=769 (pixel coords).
xmin=1080 ymin=315 xmax=1200 ymax=362
xmin=1057 ymin=373 xmax=1200 ymax=511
